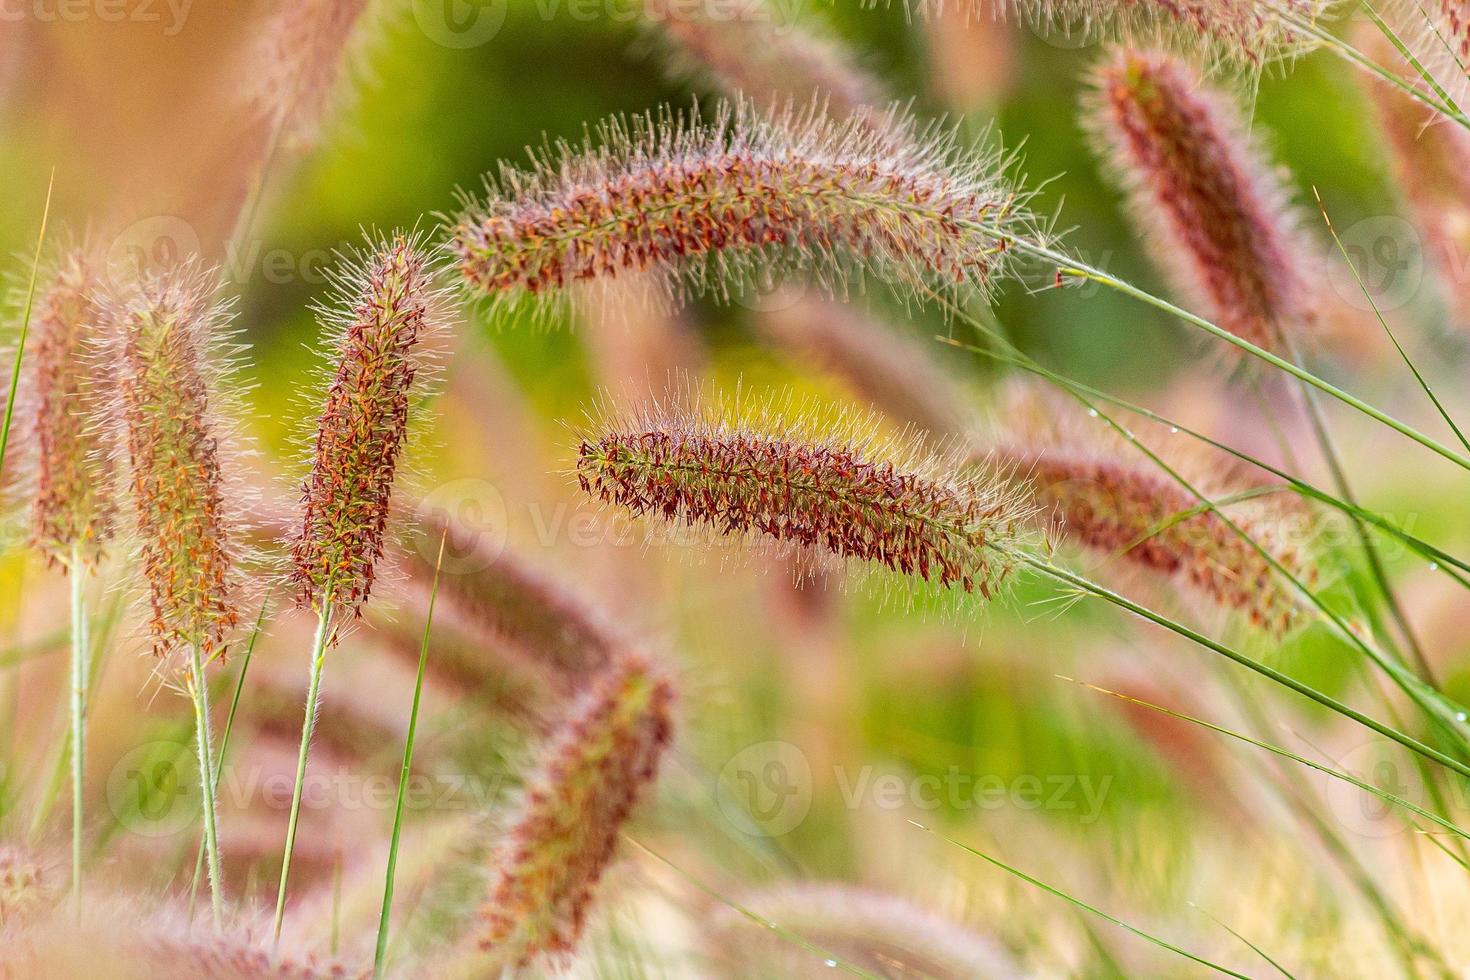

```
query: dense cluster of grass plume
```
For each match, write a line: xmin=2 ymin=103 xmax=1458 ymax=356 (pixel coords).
xmin=11 ymin=2 xmax=1470 ymax=977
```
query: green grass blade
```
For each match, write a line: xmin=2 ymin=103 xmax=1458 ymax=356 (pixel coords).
xmin=273 ymin=592 xmax=336 ymax=946
xmin=1314 ymin=188 xmax=1470 ymax=454
xmin=626 ymin=836 xmax=886 ymax=980
xmin=374 ymin=533 xmax=446 ymax=978
xmin=1061 ymin=676 xmax=1470 ymax=843
xmin=908 ymin=820 xmax=1252 ymax=978
xmin=0 ymin=169 xmax=55 ymax=484
xmin=1188 ymin=902 xmax=1297 ymax=980
xmin=940 ymin=334 xmax=1470 ymax=588
xmin=1023 ymin=555 xmax=1470 ymax=782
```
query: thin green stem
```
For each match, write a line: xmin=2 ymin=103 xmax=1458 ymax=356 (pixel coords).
xmin=273 ymin=594 xmax=334 ymax=946
xmin=1276 ymin=8 xmax=1468 ymax=128
xmin=67 ymin=543 xmax=87 ymax=914
xmin=976 ymin=229 xmax=1470 ymax=472
xmin=1019 ymin=554 xmax=1470 ymax=781
xmin=374 ymin=534 xmax=446 ymax=978
xmin=0 ymin=170 xmax=54 ymax=483
xmin=188 ymin=602 xmax=267 ymax=922
xmin=939 ymin=308 xmax=1470 ymax=755
xmin=189 ymin=643 xmax=224 ymax=929
xmin=943 ymin=335 xmax=1470 ymax=587
xmin=908 ymin=819 xmax=1252 ymax=978
xmin=1067 ymin=677 xmax=1470 ymax=842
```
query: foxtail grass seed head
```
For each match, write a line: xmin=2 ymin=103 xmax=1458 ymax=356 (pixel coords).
xmin=450 ymin=101 xmax=1045 ymax=318
xmin=480 ymin=653 xmax=674 ymax=968
xmin=290 ymin=233 xmax=443 ymax=618
xmin=576 ymin=392 xmax=1030 ymax=599
xmin=996 ymin=383 xmax=1316 ymax=635
xmin=643 ymin=0 xmax=889 ymax=122
xmin=899 ymin=0 xmax=1325 ymax=65
xmin=1086 ymin=47 xmax=1315 ymax=354
xmin=24 ymin=245 xmax=116 ymax=569
xmin=107 ymin=260 xmax=246 ymax=657
xmin=243 ymin=0 xmax=373 ymax=148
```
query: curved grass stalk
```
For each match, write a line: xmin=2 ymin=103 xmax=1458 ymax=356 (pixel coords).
xmin=1065 ymin=676 xmax=1470 ymax=843
xmin=943 ymin=334 xmax=1470 ymax=589
xmin=907 ymin=819 xmax=1254 ymax=979
xmin=953 ymin=222 xmax=1470 ymax=472
xmin=188 ymin=643 xmax=224 ymax=929
xmin=1273 ymin=6 xmax=1468 ymax=128
xmin=1016 ymin=553 xmax=1470 ymax=780
xmin=272 ymin=590 xmax=334 ymax=946
xmin=0 ymin=170 xmax=54 ymax=485
xmin=1187 ymin=902 xmax=1297 ymax=980
xmin=627 ymin=837 xmax=887 ymax=980
xmin=936 ymin=312 xmax=1470 ymax=753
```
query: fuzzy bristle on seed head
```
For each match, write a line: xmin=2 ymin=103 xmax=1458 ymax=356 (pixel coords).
xmin=243 ymin=0 xmax=373 ymax=148
xmin=1386 ymin=0 xmax=1470 ymax=118
xmin=576 ymin=391 xmax=1029 ymax=599
xmin=290 ymin=233 xmax=443 ymax=619
xmin=996 ymin=382 xmax=1316 ymax=636
xmin=106 ymin=260 xmax=246 ymax=657
xmin=479 ymin=652 xmax=674 ymax=969
xmin=643 ymin=0 xmax=888 ymax=122
xmin=1086 ymin=46 xmax=1315 ymax=354
xmin=450 ymin=101 xmax=1044 ymax=317
xmin=24 ymin=244 xmax=117 ymax=570
xmin=902 ymin=0 xmax=1325 ymax=65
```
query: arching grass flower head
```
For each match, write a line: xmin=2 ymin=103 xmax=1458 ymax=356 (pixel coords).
xmin=450 ymin=100 xmax=1046 ymax=319
xmin=575 ymin=389 xmax=1032 ymax=600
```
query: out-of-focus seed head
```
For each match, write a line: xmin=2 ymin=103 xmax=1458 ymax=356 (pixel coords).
xmin=242 ymin=0 xmax=374 ymax=149
xmin=708 ymin=883 xmax=1024 ymax=979
xmin=23 ymin=244 xmax=117 ymax=570
xmin=104 ymin=260 xmax=248 ymax=658
xmin=757 ymin=292 xmax=977 ymax=442
xmin=995 ymin=381 xmax=1317 ymax=636
xmin=479 ymin=652 xmax=674 ymax=969
xmin=290 ymin=233 xmax=445 ymax=620
xmin=399 ymin=511 xmax=624 ymax=690
xmin=643 ymin=0 xmax=889 ymax=123
xmin=575 ymin=389 xmax=1032 ymax=600
xmin=449 ymin=101 xmax=1046 ymax=320
xmin=1086 ymin=46 xmax=1315 ymax=354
